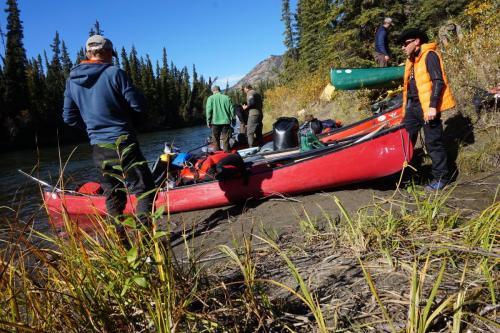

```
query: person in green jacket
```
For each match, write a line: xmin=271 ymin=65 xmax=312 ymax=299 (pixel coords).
xmin=206 ymin=85 xmax=234 ymax=152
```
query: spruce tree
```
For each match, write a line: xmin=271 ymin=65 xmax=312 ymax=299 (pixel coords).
xmin=120 ymin=47 xmax=131 ymax=75
xmin=128 ymin=45 xmax=141 ymax=86
xmin=112 ymin=49 xmax=120 ymax=67
xmin=61 ymin=40 xmax=73 ymax=77
xmin=281 ymin=0 xmax=297 ymax=60
xmin=26 ymin=56 xmax=46 ymax=124
xmin=93 ymin=20 xmax=103 ymax=35
xmin=75 ymin=47 xmax=85 ymax=64
xmin=159 ymin=47 xmax=172 ymax=125
xmin=295 ymin=0 xmax=330 ymax=72
xmin=140 ymin=54 xmax=157 ymax=127
xmin=3 ymin=0 xmax=29 ymax=140
xmin=44 ymin=31 xmax=65 ymax=132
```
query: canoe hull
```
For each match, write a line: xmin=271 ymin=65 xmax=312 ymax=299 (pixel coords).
xmin=44 ymin=126 xmax=413 ymax=228
xmin=330 ymin=66 xmax=405 ymax=90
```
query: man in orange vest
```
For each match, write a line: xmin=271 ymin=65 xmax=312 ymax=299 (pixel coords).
xmin=399 ymin=28 xmax=456 ymax=191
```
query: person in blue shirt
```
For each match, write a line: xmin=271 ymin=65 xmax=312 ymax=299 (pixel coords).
xmin=63 ymin=35 xmax=155 ymax=228
xmin=374 ymin=17 xmax=394 ymax=67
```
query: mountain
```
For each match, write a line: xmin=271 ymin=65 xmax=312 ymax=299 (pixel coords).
xmin=231 ymin=55 xmax=284 ymax=89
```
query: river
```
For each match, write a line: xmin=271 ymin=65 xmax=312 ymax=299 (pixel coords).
xmin=0 ymin=126 xmax=211 ymax=232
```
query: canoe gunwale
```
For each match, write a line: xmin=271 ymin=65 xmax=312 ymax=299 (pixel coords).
xmin=46 ymin=124 xmax=407 ymax=197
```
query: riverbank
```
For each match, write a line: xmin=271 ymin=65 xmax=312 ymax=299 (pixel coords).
xmin=166 ymin=169 xmax=498 ymax=331
xmin=1 ymin=165 xmax=497 ymax=331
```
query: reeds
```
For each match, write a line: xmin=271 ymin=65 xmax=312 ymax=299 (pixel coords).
xmin=2 ymin=178 xmax=497 ymax=332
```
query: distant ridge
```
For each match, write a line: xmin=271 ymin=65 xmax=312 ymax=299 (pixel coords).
xmin=230 ymin=55 xmax=283 ymax=90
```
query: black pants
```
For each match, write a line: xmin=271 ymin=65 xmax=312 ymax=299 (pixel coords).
xmin=403 ymin=99 xmax=448 ymax=181
xmin=247 ymin=109 xmax=263 ymax=147
xmin=93 ymin=140 xmax=155 ymax=221
xmin=211 ymin=124 xmax=231 ymax=152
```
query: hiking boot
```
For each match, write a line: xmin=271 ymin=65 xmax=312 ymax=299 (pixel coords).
xmin=425 ymin=180 xmax=447 ymax=191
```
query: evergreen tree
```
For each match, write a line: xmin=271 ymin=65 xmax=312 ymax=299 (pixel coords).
xmin=75 ymin=47 xmax=85 ymax=64
xmin=281 ymin=0 xmax=297 ymax=60
xmin=112 ymin=50 xmax=120 ymax=67
xmin=88 ymin=19 xmax=103 ymax=36
xmin=295 ymin=0 xmax=330 ymax=72
xmin=406 ymin=0 xmax=472 ymax=34
xmin=2 ymin=0 xmax=29 ymax=140
xmin=159 ymin=47 xmax=172 ymax=125
xmin=128 ymin=45 xmax=141 ymax=86
xmin=93 ymin=20 xmax=103 ymax=35
xmin=43 ymin=31 xmax=65 ymax=133
xmin=26 ymin=56 xmax=46 ymax=124
xmin=120 ymin=47 xmax=131 ymax=75
xmin=61 ymin=40 xmax=73 ymax=77
xmin=140 ymin=54 xmax=157 ymax=127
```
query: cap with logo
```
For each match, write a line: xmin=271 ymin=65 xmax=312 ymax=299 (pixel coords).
xmin=86 ymin=35 xmax=113 ymax=52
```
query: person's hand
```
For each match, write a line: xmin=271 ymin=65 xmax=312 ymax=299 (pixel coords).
xmin=207 ymin=123 xmax=211 ymax=128
xmin=242 ymin=103 xmax=248 ymax=110
xmin=425 ymin=107 xmax=437 ymax=122
xmin=384 ymin=55 xmax=390 ymax=61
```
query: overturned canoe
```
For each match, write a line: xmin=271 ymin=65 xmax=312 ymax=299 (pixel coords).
xmin=330 ymin=66 xmax=404 ymax=90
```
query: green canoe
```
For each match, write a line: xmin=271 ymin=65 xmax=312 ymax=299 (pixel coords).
xmin=330 ymin=66 xmax=405 ymax=90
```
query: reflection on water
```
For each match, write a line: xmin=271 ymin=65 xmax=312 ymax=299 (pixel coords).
xmin=0 ymin=126 xmax=210 ymax=232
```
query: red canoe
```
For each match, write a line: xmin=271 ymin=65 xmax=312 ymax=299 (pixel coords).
xmin=44 ymin=123 xmax=412 ymax=228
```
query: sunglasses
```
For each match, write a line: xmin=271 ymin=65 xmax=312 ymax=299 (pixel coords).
xmin=402 ymin=39 xmax=416 ymax=47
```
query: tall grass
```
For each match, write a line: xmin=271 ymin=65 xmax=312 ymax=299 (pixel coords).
xmin=1 ymin=178 xmax=498 ymax=331
xmin=445 ymin=1 xmax=500 ymax=120
xmin=263 ymin=70 xmax=372 ymax=132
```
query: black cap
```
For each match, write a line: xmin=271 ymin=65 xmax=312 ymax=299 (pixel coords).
xmin=398 ymin=28 xmax=429 ymax=45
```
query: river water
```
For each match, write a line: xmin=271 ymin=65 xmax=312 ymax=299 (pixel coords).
xmin=0 ymin=126 xmax=210 ymax=232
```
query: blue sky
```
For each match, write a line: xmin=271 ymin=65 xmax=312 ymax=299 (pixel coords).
xmin=0 ymin=0 xmax=297 ymax=87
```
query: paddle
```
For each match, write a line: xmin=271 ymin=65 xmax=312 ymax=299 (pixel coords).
xmin=17 ymin=169 xmax=79 ymax=194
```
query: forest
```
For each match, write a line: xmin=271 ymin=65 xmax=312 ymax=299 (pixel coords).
xmin=0 ymin=0 xmax=217 ymax=151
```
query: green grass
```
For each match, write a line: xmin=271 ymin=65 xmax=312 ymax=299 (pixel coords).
xmin=1 ymin=180 xmax=498 ymax=331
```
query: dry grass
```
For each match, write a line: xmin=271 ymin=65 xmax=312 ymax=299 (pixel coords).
xmin=444 ymin=1 xmax=500 ymax=120
xmin=263 ymin=75 xmax=372 ymax=132
xmin=1 ymin=177 xmax=498 ymax=332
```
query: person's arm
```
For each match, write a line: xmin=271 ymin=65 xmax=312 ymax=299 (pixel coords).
xmin=115 ymin=69 xmax=147 ymax=113
xmin=62 ymin=80 xmax=86 ymax=130
xmin=425 ymin=51 xmax=445 ymax=121
xmin=206 ymin=96 xmax=213 ymax=127
xmin=228 ymin=99 xmax=234 ymax=121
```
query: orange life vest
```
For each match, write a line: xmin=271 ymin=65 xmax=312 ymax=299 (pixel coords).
xmin=179 ymin=152 xmax=233 ymax=183
xmin=402 ymin=43 xmax=456 ymax=117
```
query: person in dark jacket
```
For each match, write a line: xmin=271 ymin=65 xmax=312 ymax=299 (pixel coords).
xmin=399 ymin=28 xmax=456 ymax=191
xmin=63 ymin=35 xmax=155 ymax=226
xmin=374 ymin=17 xmax=394 ymax=67
xmin=234 ymin=104 xmax=248 ymax=134
xmin=242 ymin=84 xmax=263 ymax=147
